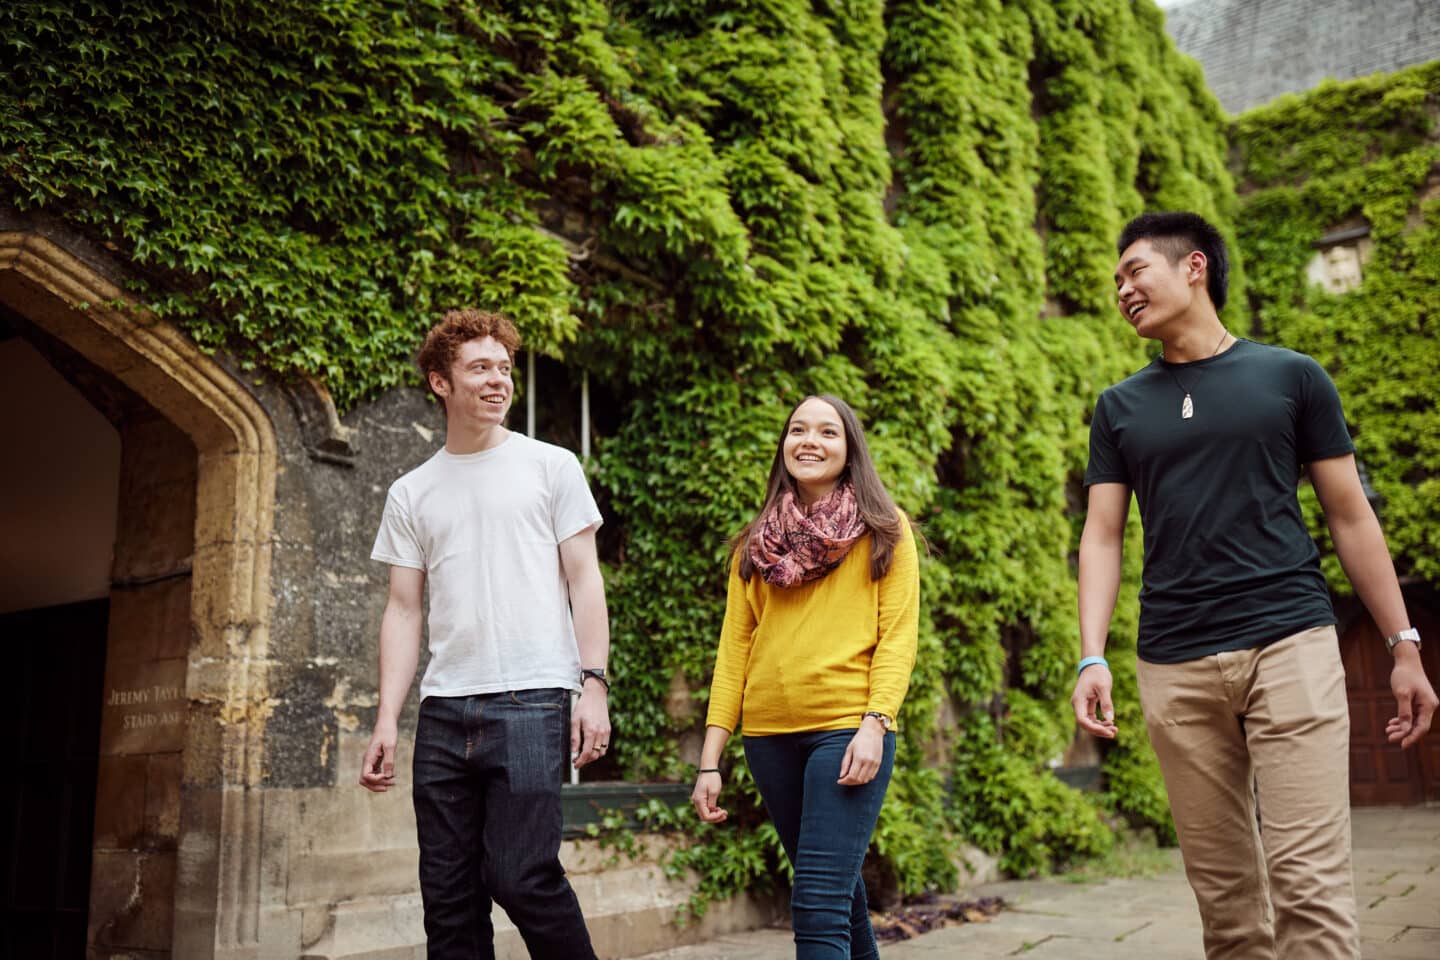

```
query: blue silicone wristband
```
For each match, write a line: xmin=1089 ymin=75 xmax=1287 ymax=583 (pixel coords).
xmin=1077 ymin=656 xmax=1110 ymax=677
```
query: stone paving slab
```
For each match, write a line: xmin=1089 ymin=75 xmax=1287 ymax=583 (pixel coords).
xmin=630 ymin=805 xmax=1440 ymax=959
xmin=1353 ymin=805 xmax=1440 ymax=960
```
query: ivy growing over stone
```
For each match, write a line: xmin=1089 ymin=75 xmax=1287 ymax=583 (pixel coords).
xmin=1231 ymin=62 xmax=1440 ymax=590
xmin=2 ymin=0 xmax=1244 ymax=899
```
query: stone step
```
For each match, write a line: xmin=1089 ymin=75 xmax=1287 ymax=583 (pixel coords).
xmin=290 ymin=836 xmax=782 ymax=960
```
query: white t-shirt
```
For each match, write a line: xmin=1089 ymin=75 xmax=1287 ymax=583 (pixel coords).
xmin=370 ymin=432 xmax=602 ymax=699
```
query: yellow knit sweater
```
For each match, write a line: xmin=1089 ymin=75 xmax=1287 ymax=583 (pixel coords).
xmin=705 ymin=519 xmax=919 ymax=736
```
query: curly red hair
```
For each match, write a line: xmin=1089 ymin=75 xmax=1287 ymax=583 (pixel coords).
xmin=416 ymin=309 xmax=522 ymax=400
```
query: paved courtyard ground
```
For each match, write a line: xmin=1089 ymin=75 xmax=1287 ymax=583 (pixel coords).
xmin=632 ymin=805 xmax=1440 ymax=958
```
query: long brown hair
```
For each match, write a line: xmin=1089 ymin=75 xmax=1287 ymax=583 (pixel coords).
xmin=733 ymin=394 xmax=906 ymax=582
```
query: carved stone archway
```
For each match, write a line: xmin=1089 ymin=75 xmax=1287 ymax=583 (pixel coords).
xmin=0 ymin=226 xmax=276 ymax=959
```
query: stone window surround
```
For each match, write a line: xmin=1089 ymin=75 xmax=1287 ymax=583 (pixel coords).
xmin=1307 ymin=222 xmax=1374 ymax=296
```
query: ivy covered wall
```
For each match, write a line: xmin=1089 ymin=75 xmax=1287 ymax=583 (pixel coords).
xmin=1231 ymin=61 xmax=1440 ymax=590
xmin=1 ymin=0 xmax=1240 ymax=897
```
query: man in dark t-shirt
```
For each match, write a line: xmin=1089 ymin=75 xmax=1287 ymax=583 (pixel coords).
xmin=1072 ymin=212 xmax=1436 ymax=960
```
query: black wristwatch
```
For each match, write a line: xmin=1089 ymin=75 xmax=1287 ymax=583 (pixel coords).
xmin=863 ymin=711 xmax=893 ymax=731
xmin=581 ymin=667 xmax=610 ymax=692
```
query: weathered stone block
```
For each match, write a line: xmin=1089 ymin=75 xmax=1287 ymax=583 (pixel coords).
xmin=94 ymin=755 xmax=148 ymax=849
xmin=113 ymin=415 xmax=197 ymax=583
xmin=106 ymin=576 xmax=191 ymax=665
xmin=179 ymin=700 xmax=226 ymax=788
xmin=264 ymin=660 xmax=341 ymax=788
xmin=155 ymin=577 xmax=192 ymax=660
xmin=954 ymin=844 xmax=1001 ymax=890
xmin=172 ymin=783 xmax=229 ymax=960
xmin=89 ymin=850 xmax=176 ymax=952
xmin=288 ymin=849 xmax=420 ymax=905
xmin=107 ymin=586 xmax=161 ymax=664
xmin=265 ymin=538 xmax=319 ymax=663
xmin=292 ymin=778 xmax=415 ymax=856
xmin=364 ymin=788 xmax=420 ymax=852
xmin=145 ymin=753 xmax=184 ymax=845
xmin=297 ymin=895 xmax=426 ymax=960
xmin=194 ymin=449 xmax=252 ymax=546
xmin=257 ymin=904 xmax=305 ymax=960
xmin=191 ymin=541 xmax=253 ymax=633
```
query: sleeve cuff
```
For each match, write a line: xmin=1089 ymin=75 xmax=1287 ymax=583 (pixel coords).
xmin=704 ymin=714 xmax=736 ymax=735
xmin=370 ymin=553 xmax=425 ymax=569
xmin=1083 ymin=473 xmax=1128 ymax=487
xmin=555 ymin=515 xmax=603 ymax=544
xmin=1303 ymin=444 xmax=1357 ymax=463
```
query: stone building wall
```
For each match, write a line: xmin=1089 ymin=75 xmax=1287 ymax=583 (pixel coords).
xmin=0 ymin=214 xmax=782 ymax=959
xmin=1165 ymin=0 xmax=1440 ymax=113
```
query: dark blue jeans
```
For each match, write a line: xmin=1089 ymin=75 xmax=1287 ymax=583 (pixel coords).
xmin=412 ymin=690 xmax=595 ymax=960
xmin=745 ymin=729 xmax=896 ymax=960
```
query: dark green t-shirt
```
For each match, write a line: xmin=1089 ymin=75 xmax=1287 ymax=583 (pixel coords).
xmin=1084 ymin=339 xmax=1355 ymax=664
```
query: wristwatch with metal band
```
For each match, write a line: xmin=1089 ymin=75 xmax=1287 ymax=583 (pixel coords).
xmin=1385 ymin=628 xmax=1422 ymax=652
xmin=862 ymin=711 xmax=893 ymax=731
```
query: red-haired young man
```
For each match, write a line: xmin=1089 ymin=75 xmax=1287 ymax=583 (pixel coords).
xmin=360 ymin=309 xmax=609 ymax=959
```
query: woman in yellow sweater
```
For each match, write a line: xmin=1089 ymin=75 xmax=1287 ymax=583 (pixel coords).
xmin=691 ymin=394 xmax=919 ymax=959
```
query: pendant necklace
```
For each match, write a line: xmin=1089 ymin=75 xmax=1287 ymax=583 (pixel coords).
xmin=1161 ymin=330 xmax=1231 ymax=420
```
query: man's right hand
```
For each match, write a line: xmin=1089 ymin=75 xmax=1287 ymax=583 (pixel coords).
xmin=1071 ymin=665 xmax=1118 ymax=739
xmin=1388 ymin=645 xmax=1438 ymax=749
xmin=1075 ymin=484 xmax=1127 ymax=740
xmin=359 ymin=718 xmax=399 ymax=792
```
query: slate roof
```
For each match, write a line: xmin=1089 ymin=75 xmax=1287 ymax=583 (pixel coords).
xmin=1164 ymin=0 xmax=1440 ymax=114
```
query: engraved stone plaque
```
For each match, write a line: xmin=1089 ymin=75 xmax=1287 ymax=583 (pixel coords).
xmin=99 ymin=658 xmax=188 ymax=755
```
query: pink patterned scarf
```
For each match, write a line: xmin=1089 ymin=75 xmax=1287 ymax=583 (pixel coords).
xmin=749 ymin=481 xmax=867 ymax=587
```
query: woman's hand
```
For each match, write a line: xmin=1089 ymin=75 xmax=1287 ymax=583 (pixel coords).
xmin=837 ymin=718 xmax=887 ymax=785
xmin=691 ymin=771 xmax=728 ymax=823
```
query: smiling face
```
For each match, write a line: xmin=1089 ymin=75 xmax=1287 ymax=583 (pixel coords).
xmin=1114 ymin=238 xmax=1207 ymax=340
xmin=429 ymin=335 xmax=514 ymax=429
xmin=783 ymin=397 xmax=848 ymax=503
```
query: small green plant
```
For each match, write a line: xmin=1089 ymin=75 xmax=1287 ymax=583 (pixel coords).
xmin=951 ymin=715 xmax=1115 ymax=877
xmin=1061 ymin=826 xmax=1178 ymax=884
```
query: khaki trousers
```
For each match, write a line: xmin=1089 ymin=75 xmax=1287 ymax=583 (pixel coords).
xmin=1136 ymin=625 xmax=1358 ymax=960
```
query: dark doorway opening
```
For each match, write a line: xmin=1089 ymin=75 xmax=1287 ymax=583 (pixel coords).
xmin=0 ymin=599 xmax=109 ymax=958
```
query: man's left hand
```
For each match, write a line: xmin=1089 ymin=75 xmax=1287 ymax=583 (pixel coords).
xmin=1389 ymin=646 xmax=1438 ymax=749
xmin=571 ymin=683 xmax=612 ymax=768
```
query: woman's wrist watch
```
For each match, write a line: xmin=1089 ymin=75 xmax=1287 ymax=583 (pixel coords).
xmin=1386 ymin=628 xmax=1422 ymax=652
xmin=862 ymin=711 xmax=892 ymax=730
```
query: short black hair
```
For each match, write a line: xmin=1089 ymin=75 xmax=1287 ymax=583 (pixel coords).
xmin=1117 ymin=211 xmax=1229 ymax=310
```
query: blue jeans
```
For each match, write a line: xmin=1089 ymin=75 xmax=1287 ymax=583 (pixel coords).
xmin=412 ymin=690 xmax=595 ymax=960
xmin=745 ymin=729 xmax=896 ymax=960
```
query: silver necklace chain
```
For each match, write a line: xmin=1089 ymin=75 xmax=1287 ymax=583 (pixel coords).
xmin=1161 ymin=330 xmax=1231 ymax=420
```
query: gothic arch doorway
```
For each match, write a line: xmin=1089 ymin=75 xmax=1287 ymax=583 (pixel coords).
xmin=0 ymin=225 xmax=277 ymax=959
